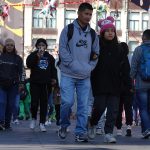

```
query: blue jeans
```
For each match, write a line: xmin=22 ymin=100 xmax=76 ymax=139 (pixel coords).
xmin=87 ymin=88 xmax=94 ymax=116
xmin=47 ymin=92 xmax=54 ymax=117
xmin=60 ymin=74 xmax=90 ymax=135
xmin=0 ymin=85 xmax=18 ymax=125
xmin=136 ymin=89 xmax=150 ymax=133
xmin=12 ymin=93 xmax=20 ymax=120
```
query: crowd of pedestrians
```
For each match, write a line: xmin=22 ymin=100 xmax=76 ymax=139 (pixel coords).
xmin=0 ymin=2 xmax=150 ymax=144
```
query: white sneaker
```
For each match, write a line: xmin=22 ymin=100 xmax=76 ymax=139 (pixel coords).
xmin=30 ymin=119 xmax=36 ymax=129
xmin=88 ymin=125 xmax=96 ymax=139
xmin=104 ymin=133 xmax=116 ymax=143
xmin=96 ymin=127 xmax=104 ymax=135
xmin=12 ymin=119 xmax=20 ymax=125
xmin=45 ymin=119 xmax=52 ymax=126
xmin=116 ymin=129 xmax=122 ymax=136
xmin=39 ymin=123 xmax=46 ymax=132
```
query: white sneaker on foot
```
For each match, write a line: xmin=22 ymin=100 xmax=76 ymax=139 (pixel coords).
xmin=96 ymin=127 xmax=104 ymax=135
xmin=116 ymin=129 xmax=122 ymax=136
xmin=88 ymin=125 xmax=96 ymax=139
xmin=30 ymin=119 xmax=36 ymax=129
xmin=12 ymin=119 xmax=20 ymax=125
xmin=45 ymin=119 xmax=52 ymax=126
xmin=39 ymin=123 xmax=46 ymax=132
xmin=104 ymin=133 xmax=116 ymax=143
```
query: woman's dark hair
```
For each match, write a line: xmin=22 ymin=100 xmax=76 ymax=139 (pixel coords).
xmin=2 ymin=45 xmax=17 ymax=54
xmin=35 ymin=38 xmax=48 ymax=48
xmin=99 ymin=30 xmax=118 ymax=48
xmin=120 ymin=42 xmax=129 ymax=55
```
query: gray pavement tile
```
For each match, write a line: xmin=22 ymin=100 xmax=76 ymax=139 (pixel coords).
xmin=0 ymin=120 xmax=149 ymax=150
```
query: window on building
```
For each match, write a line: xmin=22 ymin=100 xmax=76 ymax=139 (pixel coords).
xmin=128 ymin=41 xmax=139 ymax=52
xmin=33 ymin=10 xmax=43 ymax=28
xmin=46 ymin=39 xmax=56 ymax=52
xmin=65 ymin=10 xmax=76 ymax=26
xmin=129 ymin=12 xmax=139 ymax=31
xmin=33 ymin=9 xmax=56 ymax=28
xmin=142 ymin=13 xmax=149 ymax=31
xmin=110 ymin=11 xmax=121 ymax=30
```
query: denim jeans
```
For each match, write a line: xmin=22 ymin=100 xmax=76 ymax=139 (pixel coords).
xmin=60 ymin=74 xmax=90 ymax=135
xmin=12 ymin=93 xmax=20 ymax=120
xmin=87 ymin=88 xmax=94 ymax=116
xmin=136 ymin=89 xmax=150 ymax=133
xmin=47 ymin=92 xmax=54 ymax=117
xmin=0 ymin=85 xmax=18 ymax=125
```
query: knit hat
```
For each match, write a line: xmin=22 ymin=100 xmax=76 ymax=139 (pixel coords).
xmin=35 ymin=38 xmax=48 ymax=48
xmin=98 ymin=16 xmax=116 ymax=33
xmin=5 ymin=38 xmax=15 ymax=46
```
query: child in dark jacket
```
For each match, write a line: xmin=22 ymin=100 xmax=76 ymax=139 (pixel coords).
xmin=88 ymin=16 xmax=131 ymax=143
xmin=26 ymin=38 xmax=57 ymax=132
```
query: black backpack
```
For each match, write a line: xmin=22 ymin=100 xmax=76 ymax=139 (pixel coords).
xmin=67 ymin=23 xmax=96 ymax=45
xmin=57 ymin=23 xmax=96 ymax=66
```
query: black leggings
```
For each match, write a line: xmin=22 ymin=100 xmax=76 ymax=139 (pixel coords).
xmin=116 ymin=94 xmax=133 ymax=129
xmin=90 ymin=95 xmax=119 ymax=134
xmin=30 ymin=83 xmax=49 ymax=124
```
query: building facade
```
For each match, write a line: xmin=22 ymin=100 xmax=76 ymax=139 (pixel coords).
xmin=0 ymin=0 xmax=149 ymax=61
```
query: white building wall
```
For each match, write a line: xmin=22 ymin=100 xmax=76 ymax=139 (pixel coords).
xmin=24 ymin=6 xmax=33 ymax=47
xmin=56 ymin=5 xmax=65 ymax=44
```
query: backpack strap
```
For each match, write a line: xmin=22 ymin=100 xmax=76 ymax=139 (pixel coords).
xmin=67 ymin=23 xmax=74 ymax=42
xmin=67 ymin=23 xmax=96 ymax=45
xmin=90 ymin=28 xmax=96 ymax=46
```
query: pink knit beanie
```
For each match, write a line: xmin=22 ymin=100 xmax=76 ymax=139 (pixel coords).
xmin=98 ymin=16 xmax=116 ymax=33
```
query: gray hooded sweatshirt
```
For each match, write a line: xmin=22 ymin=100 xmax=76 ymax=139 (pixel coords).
xmin=130 ymin=41 xmax=150 ymax=90
xmin=59 ymin=19 xmax=99 ymax=79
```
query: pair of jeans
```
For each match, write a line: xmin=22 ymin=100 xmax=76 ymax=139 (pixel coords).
xmin=12 ymin=93 xmax=20 ymax=121
xmin=136 ymin=89 xmax=150 ymax=133
xmin=60 ymin=74 xmax=90 ymax=135
xmin=47 ymin=92 xmax=54 ymax=117
xmin=90 ymin=95 xmax=119 ymax=134
xmin=0 ymin=85 xmax=18 ymax=125
xmin=132 ymin=93 xmax=139 ymax=122
xmin=87 ymin=88 xmax=94 ymax=117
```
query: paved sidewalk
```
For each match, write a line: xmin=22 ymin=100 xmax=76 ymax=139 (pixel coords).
xmin=0 ymin=120 xmax=150 ymax=150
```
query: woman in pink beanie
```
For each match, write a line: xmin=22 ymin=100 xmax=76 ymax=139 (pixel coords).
xmin=88 ymin=16 xmax=132 ymax=143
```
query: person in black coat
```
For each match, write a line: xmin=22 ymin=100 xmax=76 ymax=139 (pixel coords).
xmin=115 ymin=42 xmax=133 ymax=137
xmin=0 ymin=38 xmax=25 ymax=130
xmin=26 ymin=38 xmax=57 ymax=132
xmin=88 ymin=16 xmax=131 ymax=143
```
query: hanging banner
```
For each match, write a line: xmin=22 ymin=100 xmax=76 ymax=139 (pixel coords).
xmin=131 ymin=0 xmax=150 ymax=11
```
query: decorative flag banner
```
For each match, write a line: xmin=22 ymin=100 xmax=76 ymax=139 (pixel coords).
xmin=0 ymin=4 xmax=9 ymax=20
xmin=93 ymin=0 xmax=110 ymax=19
xmin=1 ymin=0 xmax=110 ymax=7
xmin=39 ymin=0 xmax=57 ymax=17
xmin=0 ymin=0 xmax=111 ymax=19
xmin=131 ymin=0 xmax=149 ymax=11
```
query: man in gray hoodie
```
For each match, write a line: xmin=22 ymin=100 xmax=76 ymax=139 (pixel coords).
xmin=130 ymin=29 xmax=150 ymax=139
xmin=58 ymin=2 xmax=99 ymax=142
